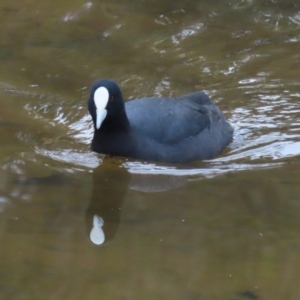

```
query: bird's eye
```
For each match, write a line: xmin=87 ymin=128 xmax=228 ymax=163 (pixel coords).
xmin=109 ymin=96 xmax=114 ymax=102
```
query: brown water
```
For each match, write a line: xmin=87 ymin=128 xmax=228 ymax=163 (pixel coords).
xmin=0 ymin=0 xmax=300 ymax=299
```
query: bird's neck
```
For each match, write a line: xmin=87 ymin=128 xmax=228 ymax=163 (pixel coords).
xmin=99 ymin=112 xmax=130 ymax=132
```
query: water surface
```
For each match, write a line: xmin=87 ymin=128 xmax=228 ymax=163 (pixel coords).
xmin=0 ymin=0 xmax=300 ymax=299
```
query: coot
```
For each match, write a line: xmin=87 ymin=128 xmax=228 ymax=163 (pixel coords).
xmin=88 ymin=79 xmax=233 ymax=163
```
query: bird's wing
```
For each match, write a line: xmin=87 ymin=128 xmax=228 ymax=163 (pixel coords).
xmin=125 ymin=94 xmax=216 ymax=144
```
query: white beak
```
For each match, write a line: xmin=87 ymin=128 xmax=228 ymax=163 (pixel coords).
xmin=94 ymin=87 xmax=109 ymax=129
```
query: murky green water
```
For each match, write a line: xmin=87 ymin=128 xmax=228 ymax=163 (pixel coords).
xmin=0 ymin=0 xmax=300 ymax=299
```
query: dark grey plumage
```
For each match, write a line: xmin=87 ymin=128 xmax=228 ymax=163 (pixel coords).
xmin=88 ymin=79 xmax=233 ymax=163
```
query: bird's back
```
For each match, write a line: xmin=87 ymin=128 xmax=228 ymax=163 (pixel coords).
xmin=125 ymin=92 xmax=232 ymax=146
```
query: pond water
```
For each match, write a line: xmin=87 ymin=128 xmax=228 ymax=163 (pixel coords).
xmin=0 ymin=0 xmax=300 ymax=299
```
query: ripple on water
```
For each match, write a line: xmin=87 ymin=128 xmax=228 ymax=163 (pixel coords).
xmin=4 ymin=0 xmax=299 ymax=178
xmin=18 ymin=76 xmax=299 ymax=178
xmin=222 ymin=78 xmax=300 ymax=164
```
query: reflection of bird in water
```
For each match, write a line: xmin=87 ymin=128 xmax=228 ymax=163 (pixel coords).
xmin=85 ymin=159 xmax=188 ymax=246
xmin=13 ymin=159 xmax=188 ymax=247
xmin=85 ymin=161 xmax=130 ymax=246
xmin=90 ymin=215 xmax=105 ymax=245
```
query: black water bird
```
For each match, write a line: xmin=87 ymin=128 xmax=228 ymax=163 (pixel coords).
xmin=88 ymin=79 xmax=233 ymax=163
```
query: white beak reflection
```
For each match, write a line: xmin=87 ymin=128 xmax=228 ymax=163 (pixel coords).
xmin=90 ymin=215 xmax=105 ymax=245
